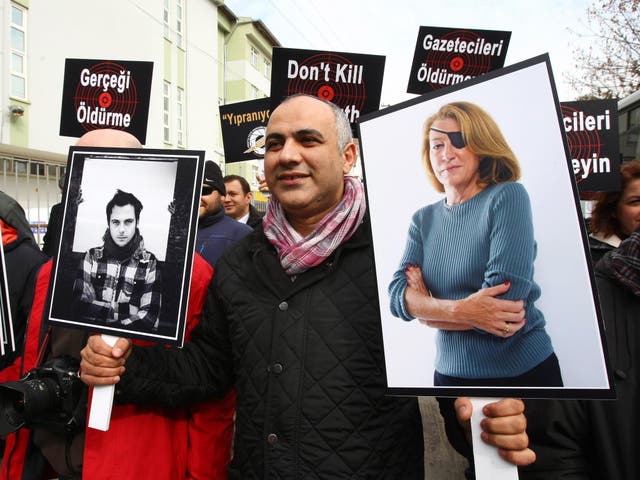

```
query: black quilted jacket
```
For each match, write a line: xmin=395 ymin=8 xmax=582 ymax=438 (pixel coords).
xmin=120 ymin=221 xmax=424 ymax=479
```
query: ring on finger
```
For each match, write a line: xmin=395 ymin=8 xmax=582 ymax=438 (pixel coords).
xmin=502 ymin=322 xmax=510 ymax=335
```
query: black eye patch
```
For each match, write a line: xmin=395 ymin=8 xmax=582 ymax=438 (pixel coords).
xmin=430 ymin=128 xmax=466 ymax=149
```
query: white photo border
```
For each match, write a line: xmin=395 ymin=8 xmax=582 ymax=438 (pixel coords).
xmin=358 ymin=54 xmax=614 ymax=399
xmin=47 ymin=147 xmax=204 ymax=346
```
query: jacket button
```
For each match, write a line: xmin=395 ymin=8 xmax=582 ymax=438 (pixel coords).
xmin=614 ymin=368 xmax=627 ymax=380
xmin=267 ymin=433 xmax=278 ymax=445
xmin=271 ymin=363 xmax=283 ymax=374
xmin=278 ymin=301 xmax=288 ymax=311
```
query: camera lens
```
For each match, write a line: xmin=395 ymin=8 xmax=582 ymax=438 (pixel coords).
xmin=20 ymin=378 xmax=62 ymax=415
xmin=0 ymin=378 xmax=61 ymax=435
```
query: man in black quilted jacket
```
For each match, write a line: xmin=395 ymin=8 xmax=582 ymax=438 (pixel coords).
xmin=80 ymin=94 xmax=535 ymax=479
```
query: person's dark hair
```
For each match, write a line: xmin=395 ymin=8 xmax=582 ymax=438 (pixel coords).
xmin=105 ymin=189 xmax=143 ymax=223
xmin=223 ymin=175 xmax=251 ymax=195
xmin=591 ymin=159 xmax=640 ymax=238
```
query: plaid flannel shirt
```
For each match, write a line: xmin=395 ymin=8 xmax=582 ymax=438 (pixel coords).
xmin=74 ymin=240 xmax=161 ymax=330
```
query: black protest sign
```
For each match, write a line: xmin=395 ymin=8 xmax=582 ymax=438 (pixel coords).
xmin=59 ymin=59 xmax=153 ymax=144
xmin=407 ymin=26 xmax=511 ymax=94
xmin=270 ymin=47 xmax=385 ymax=125
xmin=561 ymin=100 xmax=620 ymax=192
xmin=219 ymin=98 xmax=271 ymax=164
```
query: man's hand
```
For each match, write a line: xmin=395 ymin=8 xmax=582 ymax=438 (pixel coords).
xmin=74 ymin=187 xmax=84 ymax=206
xmin=455 ymin=397 xmax=536 ymax=466
xmin=256 ymin=172 xmax=269 ymax=194
xmin=79 ymin=335 xmax=133 ymax=386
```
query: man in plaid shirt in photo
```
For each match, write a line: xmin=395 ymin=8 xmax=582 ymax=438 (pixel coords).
xmin=73 ymin=189 xmax=161 ymax=331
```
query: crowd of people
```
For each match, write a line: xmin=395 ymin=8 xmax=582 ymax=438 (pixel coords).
xmin=0 ymin=95 xmax=637 ymax=479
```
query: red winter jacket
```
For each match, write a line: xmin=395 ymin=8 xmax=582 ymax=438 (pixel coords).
xmin=0 ymin=254 xmax=235 ymax=480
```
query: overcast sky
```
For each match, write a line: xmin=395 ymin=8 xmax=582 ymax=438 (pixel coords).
xmin=224 ymin=0 xmax=594 ymax=105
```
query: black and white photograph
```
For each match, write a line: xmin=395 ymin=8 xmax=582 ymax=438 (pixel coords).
xmin=48 ymin=147 xmax=204 ymax=346
xmin=358 ymin=55 xmax=613 ymax=398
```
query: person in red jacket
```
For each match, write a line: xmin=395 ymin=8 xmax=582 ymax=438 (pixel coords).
xmin=0 ymin=191 xmax=48 ymax=370
xmin=0 ymin=129 xmax=235 ymax=480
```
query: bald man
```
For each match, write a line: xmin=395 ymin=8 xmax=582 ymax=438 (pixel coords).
xmin=75 ymin=128 xmax=141 ymax=148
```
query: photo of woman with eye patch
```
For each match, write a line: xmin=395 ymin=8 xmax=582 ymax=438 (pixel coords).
xmin=387 ymin=101 xmax=563 ymax=388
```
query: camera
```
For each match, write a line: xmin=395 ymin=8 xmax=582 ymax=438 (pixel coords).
xmin=0 ymin=356 xmax=86 ymax=436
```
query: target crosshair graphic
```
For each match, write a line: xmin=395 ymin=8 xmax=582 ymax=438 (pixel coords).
xmin=73 ymin=61 xmax=139 ymax=133
xmin=286 ymin=53 xmax=367 ymax=113
xmin=561 ymin=105 xmax=604 ymax=185
xmin=423 ymin=30 xmax=496 ymax=89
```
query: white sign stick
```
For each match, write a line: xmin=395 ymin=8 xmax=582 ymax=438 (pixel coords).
xmin=470 ymin=398 xmax=519 ymax=480
xmin=87 ymin=334 xmax=119 ymax=431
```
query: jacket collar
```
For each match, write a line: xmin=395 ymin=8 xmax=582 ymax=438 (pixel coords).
xmin=198 ymin=208 xmax=225 ymax=230
xmin=247 ymin=216 xmax=371 ymax=298
xmin=590 ymin=231 xmax=622 ymax=248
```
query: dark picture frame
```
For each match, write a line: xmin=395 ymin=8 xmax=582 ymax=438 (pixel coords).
xmin=47 ymin=147 xmax=204 ymax=346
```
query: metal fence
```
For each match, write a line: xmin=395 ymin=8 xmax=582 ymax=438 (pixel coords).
xmin=252 ymin=198 xmax=268 ymax=214
xmin=1 ymin=155 xmax=65 ymax=246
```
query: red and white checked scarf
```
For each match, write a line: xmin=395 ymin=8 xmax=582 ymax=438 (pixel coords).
xmin=263 ymin=176 xmax=366 ymax=276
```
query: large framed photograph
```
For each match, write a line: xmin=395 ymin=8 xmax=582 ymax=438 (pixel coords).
xmin=48 ymin=147 xmax=204 ymax=346
xmin=358 ymin=55 xmax=613 ymax=398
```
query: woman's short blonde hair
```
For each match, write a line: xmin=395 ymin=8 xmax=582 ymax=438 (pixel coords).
xmin=422 ymin=101 xmax=521 ymax=192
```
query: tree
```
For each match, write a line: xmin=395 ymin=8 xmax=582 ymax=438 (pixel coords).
xmin=566 ymin=0 xmax=640 ymax=99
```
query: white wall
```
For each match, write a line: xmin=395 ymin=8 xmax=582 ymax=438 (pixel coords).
xmin=21 ymin=0 xmax=221 ymax=157
xmin=183 ymin=0 xmax=221 ymax=159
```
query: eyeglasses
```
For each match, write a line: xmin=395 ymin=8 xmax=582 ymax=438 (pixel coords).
xmin=201 ymin=185 xmax=214 ymax=196
xmin=429 ymin=127 xmax=466 ymax=149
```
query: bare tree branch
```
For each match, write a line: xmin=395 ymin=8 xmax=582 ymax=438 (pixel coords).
xmin=566 ymin=0 xmax=640 ymax=99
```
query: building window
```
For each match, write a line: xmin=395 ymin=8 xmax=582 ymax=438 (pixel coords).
xmin=29 ymin=160 xmax=45 ymax=176
xmin=250 ymin=46 xmax=259 ymax=68
xmin=163 ymin=81 xmax=171 ymax=143
xmin=263 ymin=58 xmax=271 ymax=78
xmin=250 ymin=84 xmax=259 ymax=99
xmin=10 ymin=3 xmax=27 ymax=99
xmin=176 ymin=87 xmax=184 ymax=147
xmin=14 ymin=159 xmax=27 ymax=174
xmin=163 ymin=0 xmax=170 ymax=39
xmin=175 ymin=0 xmax=183 ymax=47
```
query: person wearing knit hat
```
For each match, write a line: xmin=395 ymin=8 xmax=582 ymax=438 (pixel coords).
xmin=195 ymin=161 xmax=251 ymax=267
xmin=202 ymin=160 xmax=226 ymax=197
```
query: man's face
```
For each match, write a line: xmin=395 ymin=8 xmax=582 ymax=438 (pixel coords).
xmin=199 ymin=185 xmax=223 ymax=219
xmin=263 ymin=96 xmax=355 ymax=225
xmin=223 ymin=180 xmax=251 ymax=220
xmin=109 ymin=204 xmax=137 ymax=247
